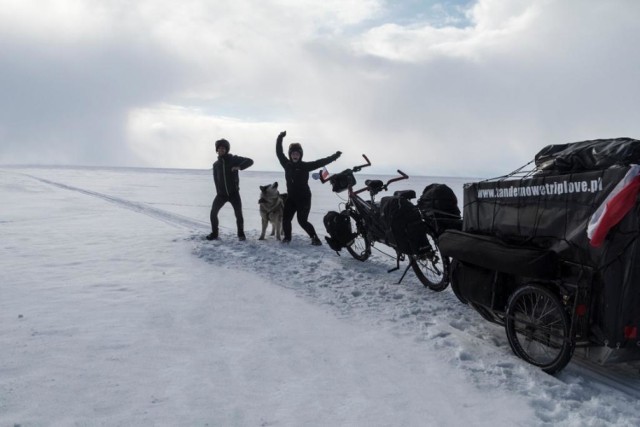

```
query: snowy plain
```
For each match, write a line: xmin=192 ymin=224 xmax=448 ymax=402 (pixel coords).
xmin=1 ymin=165 xmax=640 ymax=426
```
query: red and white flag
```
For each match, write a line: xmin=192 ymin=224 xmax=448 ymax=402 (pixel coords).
xmin=320 ymin=167 xmax=330 ymax=181
xmin=587 ymin=165 xmax=640 ymax=247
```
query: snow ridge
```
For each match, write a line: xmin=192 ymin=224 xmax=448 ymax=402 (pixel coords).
xmin=22 ymin=173 xmax=208 ymax=230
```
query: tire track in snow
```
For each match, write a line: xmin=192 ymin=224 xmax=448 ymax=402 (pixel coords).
xmin=24 ymin=174 xmax=208 ymax=230
xmin=568 ymin=357 xmax=640 ymax=399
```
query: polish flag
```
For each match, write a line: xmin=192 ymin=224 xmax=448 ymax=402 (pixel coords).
xmin=320 ymin=167 xmax=330 ymax=181
xmin=587 ymin=165 xmax=640 ymax=247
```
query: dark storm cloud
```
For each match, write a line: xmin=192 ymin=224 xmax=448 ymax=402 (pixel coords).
xmin=0 ymin=33 xmax=188 ymax=165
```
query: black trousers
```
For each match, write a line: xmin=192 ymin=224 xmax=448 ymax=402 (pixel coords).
xmin=283 ymin=193 xmax=317 ymax=240
xmin=210 ymin=192 xmax=244 ymax=235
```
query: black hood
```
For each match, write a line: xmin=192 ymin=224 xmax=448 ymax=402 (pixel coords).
xmin=288 ymin=143 xmax=303 ymax=160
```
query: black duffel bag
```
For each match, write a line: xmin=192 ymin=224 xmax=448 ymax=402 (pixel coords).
xmin=418 ymin=183 xmax=462 ymax=236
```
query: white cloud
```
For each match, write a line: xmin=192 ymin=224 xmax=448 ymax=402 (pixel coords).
xmin=0 ymin=0 xmax=109 ymax=42
xmin=1 ymin=0 xmax=639 ymax=177
xmin=353 ymin=0 xmax=543 ymax=62
xmin=127 ymin=105 xmax=299 ymax=170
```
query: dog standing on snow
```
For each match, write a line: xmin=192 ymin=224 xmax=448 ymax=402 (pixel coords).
xmin=258 ymin=182 xmax=286 ymax=240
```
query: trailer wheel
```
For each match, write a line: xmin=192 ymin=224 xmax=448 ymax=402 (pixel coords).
xmin=505 ymin=284 xmax=574 ymax=375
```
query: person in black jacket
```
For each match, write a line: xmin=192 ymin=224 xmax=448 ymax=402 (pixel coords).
xmin=276 ymin=131 xmax=341 ymax=245
xmin=207 ymin=138 xmax=254 ymax=241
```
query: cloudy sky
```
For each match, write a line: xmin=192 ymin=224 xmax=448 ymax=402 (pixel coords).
xmin=0 ymin=0 xmax=638 ymax=176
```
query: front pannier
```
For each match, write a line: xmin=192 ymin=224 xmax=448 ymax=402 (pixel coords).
xmin=380 ymin=196 xmax=430 ymax=255
xmin=418 ymin=183 xmax=462 ymax=236
xmin=323 ymin=210 xmax=354 ymax=251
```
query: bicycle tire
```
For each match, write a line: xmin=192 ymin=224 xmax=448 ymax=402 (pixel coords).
xmin=345 ymin=211 xmax=371 ymax=261
xmin=410 ymin=232 xmax=449 ymax=291
xmin=505 ymin=284 xmax=574 ymax=374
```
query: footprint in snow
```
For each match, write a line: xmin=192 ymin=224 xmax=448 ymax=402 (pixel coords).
xmin=458 ymin=351 xmax=475 ymax=362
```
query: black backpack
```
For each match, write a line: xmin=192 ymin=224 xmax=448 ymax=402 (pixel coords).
xmin=380 ymin=196 xmax=430 ymax=255
xmin=323 ymin=210 xmax=354 ymax=251
xmin=418 ymin=183 xmax=462 ymax=235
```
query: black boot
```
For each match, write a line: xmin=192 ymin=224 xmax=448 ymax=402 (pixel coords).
xmin=206 ymin=230 xmax=218 ymax=241
xmin=311 ymin=236 xmax=322 ymax=246
xmin=238 ymin=231 xmax=246 ymax=241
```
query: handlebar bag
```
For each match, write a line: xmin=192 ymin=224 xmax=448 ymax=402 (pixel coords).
xmin=329 ymin=170 xmax=356 ymax=193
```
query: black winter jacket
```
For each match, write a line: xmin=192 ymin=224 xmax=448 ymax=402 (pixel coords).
xmin=213 ymin=154 xmax=254 ymax=196
xmin=276 ymin=134 xmax=339 ymax=196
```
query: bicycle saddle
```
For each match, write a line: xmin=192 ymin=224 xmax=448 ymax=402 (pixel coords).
xmin=394 ymin=190 xmax=416 ymax=200
xmin=365 ymin=179 xmax=384 ymax=193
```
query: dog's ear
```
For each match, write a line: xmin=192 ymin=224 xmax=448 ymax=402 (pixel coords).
xmin=273 ymin=182 xmax=278 ymax=189
xmin=260 ymin=185 xmax=266 ymax=192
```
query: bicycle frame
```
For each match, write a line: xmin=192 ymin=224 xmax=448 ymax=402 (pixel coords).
xmin=319 ymin=155 xmax=451 ymax=289
xmin=320 ymin=154 xmax=409 ymax=250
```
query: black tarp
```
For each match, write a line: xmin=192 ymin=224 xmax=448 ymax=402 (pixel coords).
xmin=460 ymin=164 xmax=640 ymax=347
xmin=463 ymin=167 xmax=627 ymax=264
xmin=535 ymin=137 xmax=640 ymax=173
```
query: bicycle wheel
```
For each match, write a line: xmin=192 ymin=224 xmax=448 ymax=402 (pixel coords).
xmin=505 ymin=284 xmax=574 ymax=374
xmin=410 ymin=232 xmax=449 ymax=291
xmin=345 ymin=211 xmax=371 ymax=261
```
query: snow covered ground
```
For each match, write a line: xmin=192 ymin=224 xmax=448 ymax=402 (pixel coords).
xmin=1 ymin=166 xmax=639 ymax=426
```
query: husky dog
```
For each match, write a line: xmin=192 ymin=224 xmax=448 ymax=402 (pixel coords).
xmin=258 ymin=182 xmax=286 ymax=240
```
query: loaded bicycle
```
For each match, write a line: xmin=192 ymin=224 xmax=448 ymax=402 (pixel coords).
xmin=319 ymin=155 xmax=460 ymax=291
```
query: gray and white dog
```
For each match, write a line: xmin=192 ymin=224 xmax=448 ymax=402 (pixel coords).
xmin=258 ymin=182 xmax=286 ymax=240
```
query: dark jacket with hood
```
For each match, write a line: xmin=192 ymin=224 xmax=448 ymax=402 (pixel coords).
xmin=276 ymin=134 xmax=340 ymax=196
xmin=213 ymin=153 xmax=254 ymax=196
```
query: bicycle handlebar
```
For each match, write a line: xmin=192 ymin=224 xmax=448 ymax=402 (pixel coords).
xmin=359 ymin=169 xmax=410 ymax=197
xmin=352 ymin=155 xmax=371 ymax=172
xmin=318 ymin=154 xmax=371 ymax=184
xmin=384 ymin=170 xmax=409 ymax=188
xmin=318 ymin=155 xmax=409 ymax=197
xmin=370 ymin=170 xmax=409 ymax=194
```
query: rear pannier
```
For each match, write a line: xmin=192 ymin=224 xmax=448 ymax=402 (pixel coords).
xmin=380 ymin=196 xmax=429 ymax=255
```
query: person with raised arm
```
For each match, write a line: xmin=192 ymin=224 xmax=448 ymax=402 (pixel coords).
xmin=276 ymin=131 xmax=341 ymax=245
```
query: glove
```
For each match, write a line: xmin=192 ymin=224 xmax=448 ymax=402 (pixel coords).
xmin=335 ymin=151 xmax=342 ymax=158
xmin=279 ymin=131 xmax=287 ymax=138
